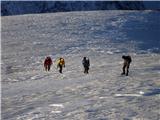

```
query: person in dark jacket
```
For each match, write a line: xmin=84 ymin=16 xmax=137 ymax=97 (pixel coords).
xmin=44 ymin=56 xmax=52 ymax=71
xmin=82 ymin=57 xmax=90 ymax=74
xmin=121 ymin=55 xmax=132 ymax=76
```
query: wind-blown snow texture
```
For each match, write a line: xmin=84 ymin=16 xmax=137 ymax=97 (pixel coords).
xmin=1 ymin=11 xmax=160 ymax=120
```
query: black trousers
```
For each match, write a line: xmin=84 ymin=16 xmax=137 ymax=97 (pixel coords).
xmin=122 ymin=63 xmax=130 ymax=76
xmin=59 ymin=65 xmax=63 ymax=73
xmin=45 ymin=65 xmax=51 ymax=71
xmin=84 ymin=66 xmax=89 ymax=74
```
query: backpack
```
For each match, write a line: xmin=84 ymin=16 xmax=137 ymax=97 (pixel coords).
xmin=58 ymin=58 xmax=65 ymax=66
xmin=128 ymin=56 xmax=132 ymax=63
xmin=83 ymin=58 xmax=90 ymax=67
xmin=44 ymin=57 xmax=52 ymax=65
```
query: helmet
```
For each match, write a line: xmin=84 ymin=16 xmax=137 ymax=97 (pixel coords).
xmin=122 ymin=55 xmax=125 ymax=59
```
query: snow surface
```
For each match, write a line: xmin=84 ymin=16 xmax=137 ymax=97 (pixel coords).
xmin=1 ymin=10 xmax=160 ymax=120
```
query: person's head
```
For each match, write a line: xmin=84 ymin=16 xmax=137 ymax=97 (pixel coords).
xmin=83 ymin=57 xmax=86 ymax=60
xmin=122 ymin=55 xmax=125 ymax=59
xmin=60 ymin=57 xmax=62 ymax=60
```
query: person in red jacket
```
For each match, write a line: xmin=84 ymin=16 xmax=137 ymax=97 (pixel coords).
xmin=44 ymin=56 xmax=52 ymax=71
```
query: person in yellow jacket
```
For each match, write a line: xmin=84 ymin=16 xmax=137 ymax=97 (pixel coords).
xmin=57 ymin=57 xmax=65 ymax=73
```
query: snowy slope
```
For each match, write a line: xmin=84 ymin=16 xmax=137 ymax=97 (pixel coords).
xmin=1 ymin=11 xmax=160 ymax=120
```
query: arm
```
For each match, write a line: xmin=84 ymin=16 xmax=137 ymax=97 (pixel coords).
xmin=44 ymin=60 xmax=46 ymax=67
xmin=50 ymin=59 xmax=53 ymax=65
xmin=63 ymin=61 xmax=65 ymax=67
xmin=88 ymin=60 xmax=90 ymax=66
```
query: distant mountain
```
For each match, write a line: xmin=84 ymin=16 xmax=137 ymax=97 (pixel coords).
xmin=1 ymin=1 xmax=159 ymax=16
